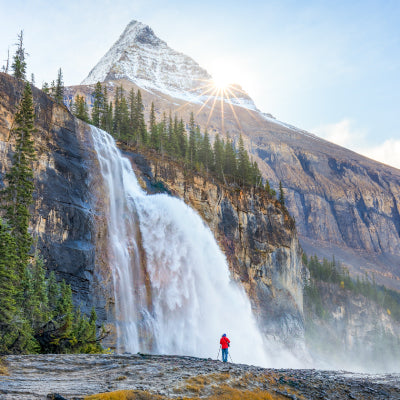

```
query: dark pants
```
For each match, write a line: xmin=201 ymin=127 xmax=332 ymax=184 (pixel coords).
xmin=222 ymin=348 xmax=228 ymax=362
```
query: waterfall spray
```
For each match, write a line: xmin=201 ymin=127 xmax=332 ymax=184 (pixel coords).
xmin=91 ymin=125 xmax=292 ymax=366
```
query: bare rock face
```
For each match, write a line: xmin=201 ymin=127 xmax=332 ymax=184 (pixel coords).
xmin=305 ymin=281 xmax=400 ymax=371
xmin=0 ymin=73 xmax=103 ymax=317
xmin=252 ymin=130 xmax=400 ymax=289
xmin=126 ymin=150 xmax=305 ymax=345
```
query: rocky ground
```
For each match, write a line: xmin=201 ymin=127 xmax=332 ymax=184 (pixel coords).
xmin=1 ymin=354 xmax=400 ymax=399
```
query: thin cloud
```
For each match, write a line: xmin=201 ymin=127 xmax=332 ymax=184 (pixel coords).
xmin=313 ymin=119 xmax=400 ymax=170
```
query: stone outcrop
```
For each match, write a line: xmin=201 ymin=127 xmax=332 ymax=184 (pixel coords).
xmin=2 ymin=354 xmax=400 ymax=399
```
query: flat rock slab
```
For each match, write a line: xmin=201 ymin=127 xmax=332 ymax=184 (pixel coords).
xmin=1 ymin=354 xmax=400 ymax=399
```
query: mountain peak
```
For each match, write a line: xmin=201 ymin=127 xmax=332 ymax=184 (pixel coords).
xmin=81 ymin=19 xmax=211 ymax=96
xmin=81 ymin=20 xmax=256 ymax=109
xmin=120 ymin=20 xmax=163 ymax=47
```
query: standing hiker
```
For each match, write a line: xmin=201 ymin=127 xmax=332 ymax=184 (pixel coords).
xmin=219 ymin=333 xmax=230 ymax=362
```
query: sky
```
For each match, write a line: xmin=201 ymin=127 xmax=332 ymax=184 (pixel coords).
xmin=1 ymin=0 xmax=399 ymax=168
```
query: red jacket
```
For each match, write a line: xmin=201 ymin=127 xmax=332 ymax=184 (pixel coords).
xmin=220 ymin=336 xmax=230 ymax=349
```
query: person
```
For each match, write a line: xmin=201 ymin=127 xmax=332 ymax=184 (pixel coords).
xmin=219 ymin=333 xmax=230 ymax=362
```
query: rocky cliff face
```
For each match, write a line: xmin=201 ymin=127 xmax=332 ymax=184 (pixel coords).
xmin=305 ymin=281 xmax=400 ymax=372
xmin=0 ymin=72 xmax=105 ymax=317
xmin=125 ymin=149 xmax=304 ymax=345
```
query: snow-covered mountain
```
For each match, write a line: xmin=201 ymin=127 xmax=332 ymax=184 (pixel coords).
xmin=81 ymin=20 xmax=257 ymax=109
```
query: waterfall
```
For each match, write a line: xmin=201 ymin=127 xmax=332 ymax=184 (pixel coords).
xmin=91 ymin=126 xmax=271 ymax=366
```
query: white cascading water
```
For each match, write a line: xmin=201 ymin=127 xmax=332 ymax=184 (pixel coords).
xmin=92 ymin=126 xmax=275 ymax=366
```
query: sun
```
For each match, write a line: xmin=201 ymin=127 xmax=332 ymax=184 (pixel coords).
xmin=212 ymin=75 xmax=231 ymax=91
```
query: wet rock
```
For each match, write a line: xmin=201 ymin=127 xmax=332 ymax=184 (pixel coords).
xmin=2 ymin=354 xmax=400 ymax=399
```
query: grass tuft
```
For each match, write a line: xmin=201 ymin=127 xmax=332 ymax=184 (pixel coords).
xmin=84 ymin=390 xmax=166 ymax=400
xmin=0 ymin=358 xmax=9 ymax=375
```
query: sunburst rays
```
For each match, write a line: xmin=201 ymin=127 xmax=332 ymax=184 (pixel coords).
xmin=173 ymin=78 xmax=258 ymax=138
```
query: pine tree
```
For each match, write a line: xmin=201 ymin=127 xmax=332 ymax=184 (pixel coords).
xmin=91 ymin=82 xmax=104 ymax=127
xmin=187 ymin=112 xmax=196 ymax=166
xmin=199 ymin=129 xmax=213 ymax=171
xmin=223 ymin=138 xmax=237 ymax=182
xmin=54 ymin=68 xmax=64 ymax=104
xmin=213 ymin=134 xmax=224 ymax=179
xmin=119 ymin=95 xmax=130 ymax=143
xmin=177 ymin=118 xmax=187 ymax=159
xmin=237 ymin=135 xmax=251 ymax=186
xmin=56 ymin=280 xmax=74 ymax=346
xmin=3 ymin=82 xmax=36 ymax=279
xmin=23 ymin=257 xmax=49 ymax=331
xmin=2 ymin=48 xmax=10 ymax=74
xmin=160 ymin=112 xmax=168 ymax=155
xmin=12 ymin=30 xmax=27 ymax=81
xmin=135 ymin=90 xmax=147 ymax=145
xmin=73 ymin=95 xmax=90 ymax=123
xmin=42 ymin=82 xmax=49 ymax=94
xmin=251 ymin=160 xmax=262 ymax=187
xmin=279 ymin=181 xmax=285 ymax=206
xmin=105 ymin=101 xmax=113 ymax=133
xmin=100 ymin=86 xmax=110 ymax=131
xmin=149 ymin=102 xmax=160 ymax=150
xmin=128 ymin=89 xmax=137 ymax=134
xmin=0 ymin=219 xmax=19 ymax=353
xmin=47 ymin=271 xmax=59 ymax=317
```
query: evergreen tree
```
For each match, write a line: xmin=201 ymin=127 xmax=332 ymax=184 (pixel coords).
xmin=187 ymin=112 xmax=196 ymax=166
xmin=119 ymin=95 xmax=130 ymax=142
xmin=177 ymin=118 xmax=187 ymax=158
xmin=47 ymin=271 xmax=59 ymax=317
xmin=12 ymin=30 xmax=27 ymax=81
xmin=212 ymin=134 xmax=224 ymax=179
xmin=56 ymin=280 xmax=74 ymax=344
xmin=49 ymin=80 xmax=56 ymax=98
xmin=73 ymin=95 xmax=90 ymax=123
xmin=0 ymin=219 xmax=19 ymax=353
xmin=105 ymin=101 xmax=113 ymax=133
xmin=251 ymin=160 xmax=263 ymax=187
xmin=149 ymin=102 xmax=160 ymax=150
xmin=3 ymin=82 xmax=36 ymax=279
xmin=160 ymin=113 xmax=168 ymax=155
xmin=135 ymin=90 xmax=147 ymax=145
xmin=199 ymin=129 xmax=213 ymax=171
xmin=91 ymin=82 xmax=104 ymax=127
xmin=223 ymin=138 xmax=237 ymax=181
xmin=279 ymin=181 xmax=285 ymax=206
xmin=128 ymin=89 xmax=137 ymax=135
xmin=23 ymin=257 xmax=49 ymax=331
xmin=54 ymin=68 xmax=64 ymax=105
xmin=42 ymin=82 xmax=49 ymax=94
xmin=237 ymin=135 xmax=251 ymax=186
xmin=2 ymin=48 xmax=10 ymax=74
xmin=100 ymin=86 xmax=110 ymax=131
